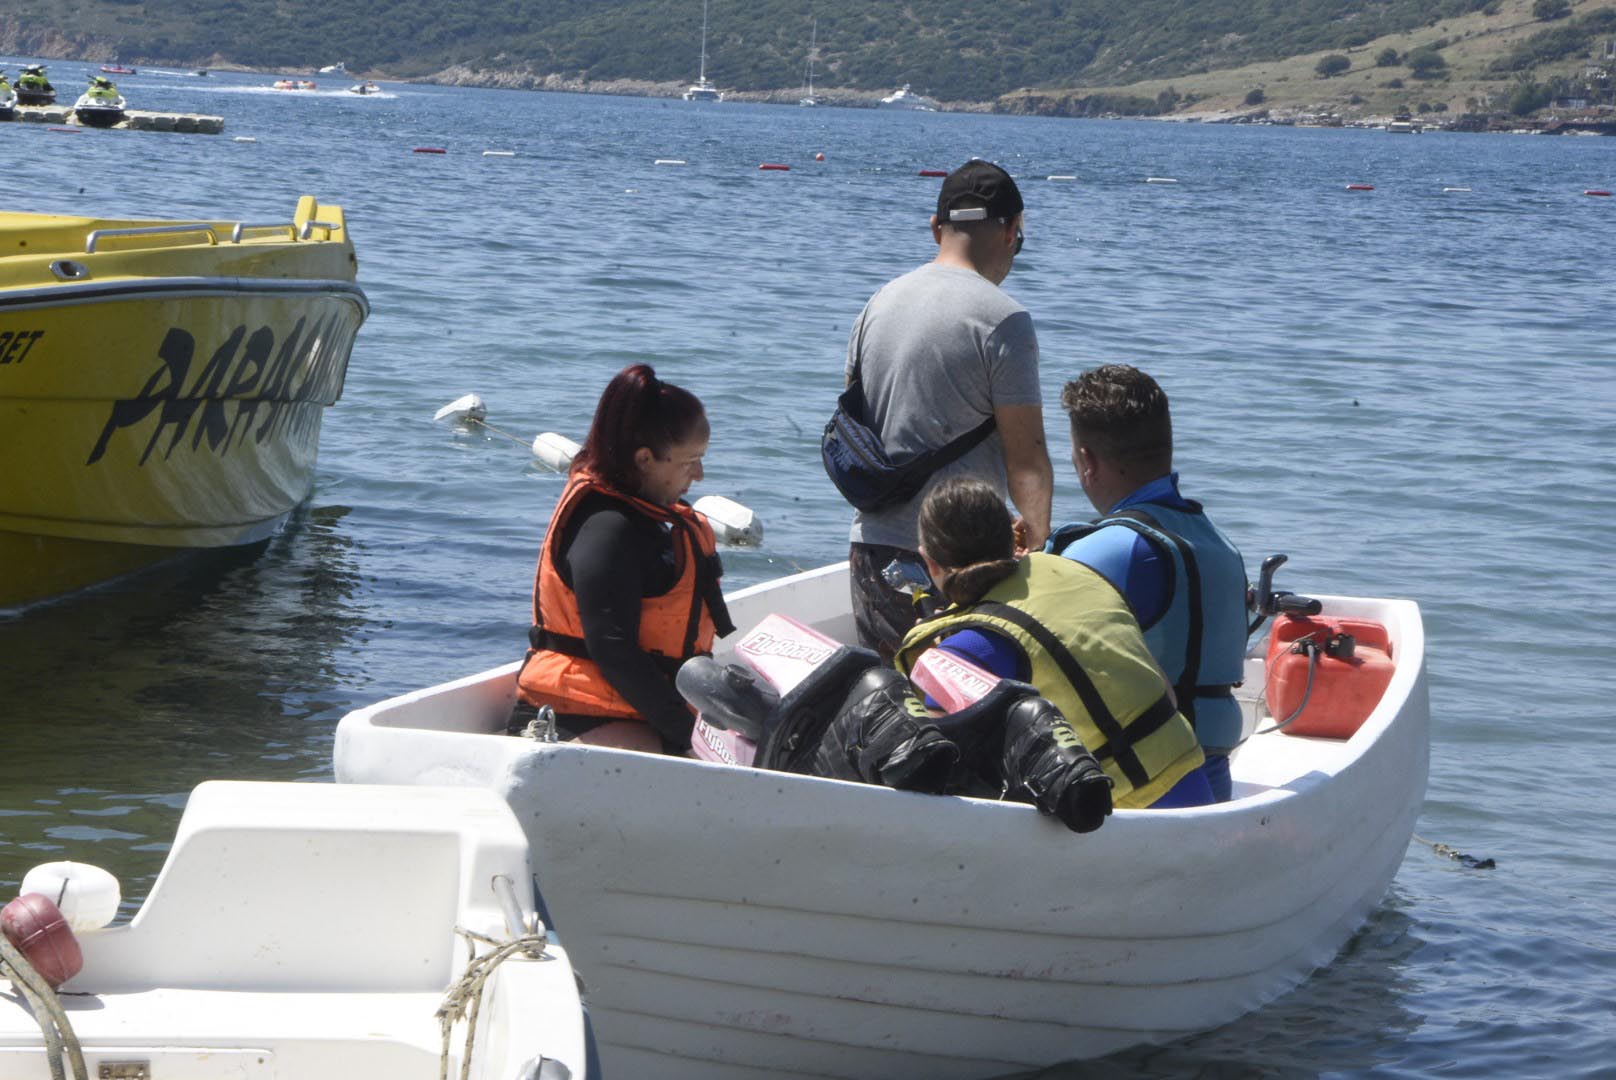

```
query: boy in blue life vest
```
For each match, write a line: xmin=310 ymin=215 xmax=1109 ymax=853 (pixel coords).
xmin=1045 ymin=366 xmax=1250 ymax=802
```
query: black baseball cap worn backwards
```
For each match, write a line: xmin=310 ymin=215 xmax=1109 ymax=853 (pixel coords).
xmin=937 ymin=159 xmax=1024 ymax=225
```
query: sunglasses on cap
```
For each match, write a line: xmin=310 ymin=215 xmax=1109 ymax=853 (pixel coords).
xmin=949 ymin=207 xmax=1024 ymax=255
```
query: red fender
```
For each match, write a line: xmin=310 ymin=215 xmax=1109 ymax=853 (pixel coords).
xmin=2 ymin=894 xmax=83 ymax=989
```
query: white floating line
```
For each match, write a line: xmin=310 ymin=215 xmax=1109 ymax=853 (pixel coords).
xmin=655 ymin=158 xmax=687 ymax=166
xmin=1145 ymin=177 xmax=1179 ymax=184
xmin=483 ymin=150 xmax=516 ymax=157
xmin=1047 ymin=175 xmax=1078 ymax=181
xmin=1442 ymin=186 xmax=1471 ymax=193
xmin=233 ymin=136 xmax=257 ymax=143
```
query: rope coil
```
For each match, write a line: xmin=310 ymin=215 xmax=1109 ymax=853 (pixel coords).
xmin=437 ymin=926 xmax=551 ymax=1080
xmin=0 ymin=935 xmax=87 ymax=1080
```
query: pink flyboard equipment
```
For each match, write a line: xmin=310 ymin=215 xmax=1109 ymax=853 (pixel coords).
xmin=688 ymin=614 xmax=1002 ymax=767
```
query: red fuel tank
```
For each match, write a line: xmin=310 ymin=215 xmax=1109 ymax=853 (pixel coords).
xmin=1 ymin=893 xmax=83 ymax=989
xmin=1266 ymin=615 xmax=1395 ymax=739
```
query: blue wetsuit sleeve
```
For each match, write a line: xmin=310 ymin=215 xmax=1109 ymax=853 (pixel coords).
xmin=1058 ymin=525 xmax=1171 ymax=629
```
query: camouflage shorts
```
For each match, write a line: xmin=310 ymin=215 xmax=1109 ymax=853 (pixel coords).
xmin=849 ymin=542 xmax=924 ymax=664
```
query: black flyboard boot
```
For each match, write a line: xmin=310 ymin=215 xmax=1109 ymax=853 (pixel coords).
xmin=808 ymin=667 xmax=958 ymax=794
xmin=675 ymin=656 xmax=780 ymax=742
xmin=1000 ymin=696 xmax=1113 ymax=833
xmin=755 ymin=645 xmax=883 ymax=774
xmin=927 ymin=679 xmax=1042 ymax=796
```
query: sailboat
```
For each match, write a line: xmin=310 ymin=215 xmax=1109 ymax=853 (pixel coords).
xmin=683 ymin=0 xmax=722 ymax=101
xmin=800 ymin=18 xmax=819 ymax=107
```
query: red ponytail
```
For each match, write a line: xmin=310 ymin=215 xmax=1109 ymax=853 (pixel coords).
xmin=573 ymin=364 xmax=707 ymax=494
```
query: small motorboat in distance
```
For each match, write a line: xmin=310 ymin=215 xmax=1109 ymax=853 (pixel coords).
xmin=100 ymin=64 xmax=137 ymax=75
xmin=347 ymin=81 xmax=381 ymax=95
xmin=336 ymin=561 xmax=1430 ymax=1080
xmin=0 ymin=781 xmax=591 ymax=1079
xmin=74 ymin=75 xmax=127 ymax=128
xmin=881 ymin=82 xmax=939 ymax=110
xmin=15 ymin=64 xmax=54 ymax=106
xmin=0 ymin=196 xmax=369 ymax=609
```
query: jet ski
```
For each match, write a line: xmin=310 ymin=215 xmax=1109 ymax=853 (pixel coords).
xmin=0 ymin=74 xmax=16 ymax=119
xmin=15 ymin=64 xmax=54 ymax=106
xmin=74 ymin=75 xmax=127 ymax=128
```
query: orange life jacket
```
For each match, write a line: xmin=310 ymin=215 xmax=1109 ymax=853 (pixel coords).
xmin=517 ymin=469 xmax=732 ymax=720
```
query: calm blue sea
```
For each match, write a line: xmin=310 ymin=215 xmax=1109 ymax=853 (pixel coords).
xmin=2 ymin=66 xmax=1614 ymax=1078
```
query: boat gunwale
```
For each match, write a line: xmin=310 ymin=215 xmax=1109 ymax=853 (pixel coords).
xmin=0 ymin=276 xmax=369 ymax=318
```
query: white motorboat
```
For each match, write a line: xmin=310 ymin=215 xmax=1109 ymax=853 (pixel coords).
xmin=348 ymin=81 xmax=381 ymax=95
xmin=335 ymin=561 xmax=1429 ymax=1080
xmin=0 ymin=781 xmax=589 ymax=1079
xmin=319 ymin=62 xmax=347 ymax=75
xmin=880 ymin=83 xmax=938 ymax=111
xmin=683 ymin=0 xmax=723 ymax=101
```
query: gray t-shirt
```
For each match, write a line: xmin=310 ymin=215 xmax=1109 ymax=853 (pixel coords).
xmin=845 ymin=263 xmax=1041 ymax=551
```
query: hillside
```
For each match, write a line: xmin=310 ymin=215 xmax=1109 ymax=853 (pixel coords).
xmin=1001 ymin=0 xmax=1616 ymax=118
xmin=0 ymin=0 xmax=1609 ymax=113
xmin=2 ymin=0 xmax=1612 ymax=112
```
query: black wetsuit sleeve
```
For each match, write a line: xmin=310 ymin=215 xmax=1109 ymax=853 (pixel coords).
xmin=565 ymin=506 xmax=696 ymax=751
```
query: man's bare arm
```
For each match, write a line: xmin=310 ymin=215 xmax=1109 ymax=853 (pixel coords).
xmin=996 ymin=403 xmax=1053 ymax=552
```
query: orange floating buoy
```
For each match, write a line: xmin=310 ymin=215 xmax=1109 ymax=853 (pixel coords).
xmin=814 ymin=152 xmax=825 ymax=162
xmin=413 ymin=147 xmax=447 ymax=154
xmin=918 ymin=169 xmax=948 ymax=177
xmin=1346 ymin=183 xmax=1374 ymax=191
xmin=759 ymin=163 xmax=791 ymax=171
xmin=2 ymin=893 xmax=84 ymax=990
xmin=1585 ymin=189 xmax=1612 ymax=197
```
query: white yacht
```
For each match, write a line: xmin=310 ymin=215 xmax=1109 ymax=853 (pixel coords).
xmin=683 ymin=0 xmax=722 ymax=101
xmin=881 ymin=82 xmax=939 ymax=111
xmin=799 ymin=17 xmax=819 ymax=107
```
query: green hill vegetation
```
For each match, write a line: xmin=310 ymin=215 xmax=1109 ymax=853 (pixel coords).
xmin=1001 ymin=0 xmax=1616 ymax=116
xmin=4 ymin=0 xmax=1613 ymax=111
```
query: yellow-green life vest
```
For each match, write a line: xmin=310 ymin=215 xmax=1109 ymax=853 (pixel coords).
xmin=896 ymin=553 xmax=1204 ymax=808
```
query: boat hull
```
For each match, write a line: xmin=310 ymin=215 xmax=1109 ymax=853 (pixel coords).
xmin=15 ymin=90 xmax=54 ymax=106
xmin=335 ymin=564 xmax=1429 ymax=1078
xmin=0 ymin=200 xmax=366 ymax=607
xmin=74 ymin=105 xmax=126 ymax=128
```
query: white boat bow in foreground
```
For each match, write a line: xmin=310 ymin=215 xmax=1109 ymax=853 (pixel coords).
xmin=0 ymin=782 xmax=588 ymax=1079
xmin=335 ymin=562 xmax=1429 ymax=1080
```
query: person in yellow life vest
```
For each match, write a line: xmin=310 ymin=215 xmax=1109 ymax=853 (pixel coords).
xmin=513 ymin=364 xmax=734 ymax=754
xmin=894 ymin=477 xmax=1211 ymax=808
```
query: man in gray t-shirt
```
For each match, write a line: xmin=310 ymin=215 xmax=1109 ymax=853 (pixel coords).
xmin=842 ymin=159 xmax=1054 ymax=659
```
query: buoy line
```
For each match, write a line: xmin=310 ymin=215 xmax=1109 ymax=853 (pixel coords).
xmin=434 ymin=394 xmax=763 ymax=546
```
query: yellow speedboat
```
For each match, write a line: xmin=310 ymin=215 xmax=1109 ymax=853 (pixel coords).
xmin=0 ymin=196 xmax=368 ymax=608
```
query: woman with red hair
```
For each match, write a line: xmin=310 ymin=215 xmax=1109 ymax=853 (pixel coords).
xmin=514 ymin=365 xmax=733 ymax=753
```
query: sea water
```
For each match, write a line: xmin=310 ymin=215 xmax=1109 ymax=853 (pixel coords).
xmin=2 ymin=67 xmax=1613 ymax=1078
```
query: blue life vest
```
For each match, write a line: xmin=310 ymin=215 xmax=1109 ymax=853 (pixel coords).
xmin=1048 ymin=501 xmax=1249 ymax=752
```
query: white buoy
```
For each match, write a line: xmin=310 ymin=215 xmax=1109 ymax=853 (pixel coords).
xmin=1442 ymin=186 xmax=1472 ymax=193
xmin=532 ymin=432 xmax=581 ymax=472
xmin=654 ymin=159 xmax=687 ymax=166
xmin=483 ymin=150 xmax=516 ymax=157
xmin=21 ymin=862 xmax=121 ymax=932
xmin=1145 ymin=177 xmax=1179 ymax=184
xmin=434 ymin=393 xmax=488 ymax=424
xmin=233 ymin=136 xmax=257 ymax=143
xmin=1047 ymin=175 xmax=1078 ymax=181
xmin=693 ymin=494 xmax=763 ymax=546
